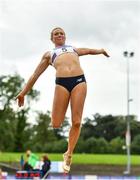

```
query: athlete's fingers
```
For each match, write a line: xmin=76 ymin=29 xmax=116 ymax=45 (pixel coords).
xmin=19 ymin=97 xmax=24 ymax=107
xmin=15 ymin=95 xmax=24 ymax=107
xmin=103 ymin=51 xmax=110 ymax=57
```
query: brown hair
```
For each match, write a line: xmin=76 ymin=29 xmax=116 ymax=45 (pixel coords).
xmin=42 ymin=155 xmax=49 ymax=161
xmin=50 ymin=27 xmax=64 ymax=40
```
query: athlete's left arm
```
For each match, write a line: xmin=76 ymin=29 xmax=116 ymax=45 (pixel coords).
xmin=75 ymin=48 xmax=110 ymax=57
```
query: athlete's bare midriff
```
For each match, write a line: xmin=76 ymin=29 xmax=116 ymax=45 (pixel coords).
xmin=51 ymin=52 xmax=84 ymax=77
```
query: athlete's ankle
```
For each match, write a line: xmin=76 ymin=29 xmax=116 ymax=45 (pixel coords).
xmin=65 ymin=150 xmax=73 ymax=155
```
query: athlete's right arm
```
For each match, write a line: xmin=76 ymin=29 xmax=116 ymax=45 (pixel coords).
xmin=16 ymin=52 xmax=50 ymax=107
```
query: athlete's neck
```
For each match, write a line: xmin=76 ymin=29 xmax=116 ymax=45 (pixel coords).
xmin=55 ymin=43 xmax=65 ymax=48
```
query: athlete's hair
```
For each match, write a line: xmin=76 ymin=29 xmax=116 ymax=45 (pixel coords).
xmin=50 ymin=27 xmax=65 ymax=40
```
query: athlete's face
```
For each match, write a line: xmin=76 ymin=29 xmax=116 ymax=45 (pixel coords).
xmin=51 ymin=28 xmax=66 ymax=46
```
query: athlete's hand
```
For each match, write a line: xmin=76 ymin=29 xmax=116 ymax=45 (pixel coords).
xmin=15 ymin=93 xmax=25 ymax=107
xmin=101 ymin=49 xmax=110 ymax=57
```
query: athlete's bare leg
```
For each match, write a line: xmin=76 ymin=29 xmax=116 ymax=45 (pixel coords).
xmin=62 ymin=82 xmax=87 ymax=172
xmin=51 ymin=85 xmax=70 ymax=128
xmin=66 ymin=82 xmax=87 ymax=154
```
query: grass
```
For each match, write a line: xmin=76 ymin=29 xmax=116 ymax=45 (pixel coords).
xmin=0 ymin=152 xmax=140 ymax=165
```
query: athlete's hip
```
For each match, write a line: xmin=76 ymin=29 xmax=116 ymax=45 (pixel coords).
xmin=55 ymin=74 xmax=86 ymax=93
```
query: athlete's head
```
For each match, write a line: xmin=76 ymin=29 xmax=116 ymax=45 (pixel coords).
xmin=51 ymin=27 xmax=66 ymax=46
xmin=26 ymin=150 xmax=31 ymax=157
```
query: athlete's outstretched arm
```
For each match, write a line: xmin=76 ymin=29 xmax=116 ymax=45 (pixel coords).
xmin=75 ymin=48 xmax=110 ymax=57
xmin=16 ymin=52 xmax=50 ymax=107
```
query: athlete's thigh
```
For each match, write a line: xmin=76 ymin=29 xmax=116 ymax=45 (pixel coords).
xmin=70 ymin=82 xmax=87 ymax=121
xmin=51 ymin=85 xmax=70 ymax=126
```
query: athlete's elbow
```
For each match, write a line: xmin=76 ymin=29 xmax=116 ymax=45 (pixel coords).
xmin=30 ymin=73 xmax=39 ymax=83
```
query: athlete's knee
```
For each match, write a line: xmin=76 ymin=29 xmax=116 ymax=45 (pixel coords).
xmin=51 ymin=118 xmax=61 ymax=128
xmin=52 ymin=122 xmax=61 ymax=128
xmin=72 ymin=121 xmax=81 ymax=129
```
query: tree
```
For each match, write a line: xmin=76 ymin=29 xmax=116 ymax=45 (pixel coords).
xmin=14 ymin=109 xmax=33 ymax=152
xmin=81 ymin=114 xmax=138 ymax=142
xmin=0 ymin=73 xmax=40 ymax=151
xmin=92 ymin=114 xmax=122 ymax=141
xmin=85 ymin=137 xmax=98 ymax=153
xmin=109 ymin=137 xmax=125 ymax=154
xmin=130 ymin=115 xmax=140 ymax=141
xmin=80 ymin=117 xmax=94 ymax=140
xmin=30 ymin=111 xmax=57 ymax=152
xmin=0 ymin=108 xmax=16 ymax=151
xmin=131 ymin=135 xmax=140 ymax=154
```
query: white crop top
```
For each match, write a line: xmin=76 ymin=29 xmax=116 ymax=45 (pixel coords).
xmin=50 ymin=45 xmax=78 ymax=66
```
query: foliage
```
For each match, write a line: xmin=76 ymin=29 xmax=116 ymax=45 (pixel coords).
xmin=0 ymin=74 xmax=140 ymax=154
xmin=0 ymin=108 xmax=15 ymax=151
xmin=131 ymin=135 xmax=140 ymax=154
xmin=0 ymin=74 xmax=39 ymax=152
xmin=109 ymin=137 xmax=125 ymax=154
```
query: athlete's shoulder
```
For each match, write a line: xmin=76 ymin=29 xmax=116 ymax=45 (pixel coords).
xmin=43 ymin=51 xmax=51 ymax=59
